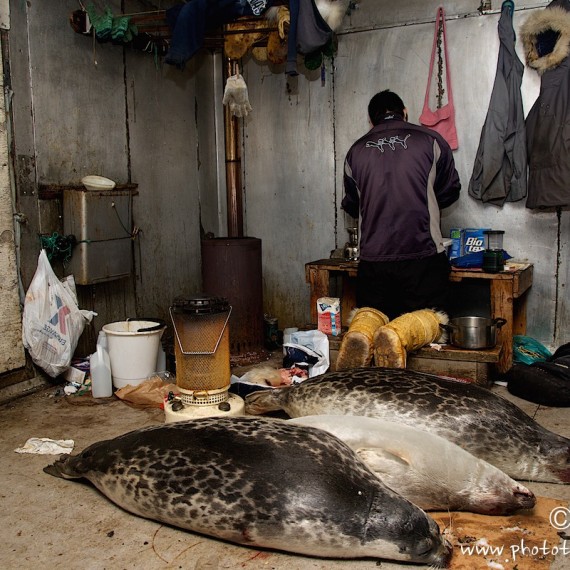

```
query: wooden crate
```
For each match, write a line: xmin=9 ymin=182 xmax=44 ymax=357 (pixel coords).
xmin=407 ymin=345 xmax=501 ymax=387
xmin=326 ymin=334 xmax=500 ymax=387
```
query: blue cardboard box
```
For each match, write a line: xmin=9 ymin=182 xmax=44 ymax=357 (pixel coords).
xmin=449 ymin=228 xmax=463 ymax=259
xmin=463 ymin=228 xmax=490 ymax=254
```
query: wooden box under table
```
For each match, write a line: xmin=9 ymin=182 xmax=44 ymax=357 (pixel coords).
xmin=327 ymin=335 xmax=501 ymax=387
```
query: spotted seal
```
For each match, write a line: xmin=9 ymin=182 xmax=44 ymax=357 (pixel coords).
xmin=44 ymin=416 xmax=451 ymax=567
xmin=245 ymin=367 xmax=570 ymax=484
xmin=290 ymin=415 xmax=536 ymax=514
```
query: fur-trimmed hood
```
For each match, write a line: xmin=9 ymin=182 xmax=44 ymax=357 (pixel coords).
xmin=521 ymin=5 xmax=570 ymax=73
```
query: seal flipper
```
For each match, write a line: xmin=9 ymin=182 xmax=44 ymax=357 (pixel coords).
xmin=357 ymin=447 xmax=412 ymax=472
xmin=44 ymin=455 xmax=84 ymax=480
xmin=44 ymin=441 xmax=108 ymax=480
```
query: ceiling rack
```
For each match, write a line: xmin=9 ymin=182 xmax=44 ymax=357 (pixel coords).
xmin=70 ymin=4 xmax=285 ymax=49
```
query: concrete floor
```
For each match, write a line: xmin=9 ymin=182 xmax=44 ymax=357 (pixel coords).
xmin=1 ymin=359 xmax=569 ymax=570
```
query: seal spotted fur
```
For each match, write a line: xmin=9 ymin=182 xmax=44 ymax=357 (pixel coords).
xmin=290 ymin=415 xmax=536 ymax=514
xmin=44 ymin=416 xmax=451 ymax=567
xmin=246 ymin=367 xmax=570 ymax=484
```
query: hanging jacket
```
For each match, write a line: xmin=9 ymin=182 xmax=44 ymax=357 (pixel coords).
xmin=521 ymin=0 xmax=570 ymax=208
xmin=286 ymin=0 xmax=333 ymax=76
xmin=468 ymin=0 xmax=527 ymax=206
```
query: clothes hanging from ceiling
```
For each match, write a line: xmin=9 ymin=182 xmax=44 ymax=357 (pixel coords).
xmin=286 ymin=0 xmax=332 ymax=76
xmin=468 ymin=0 xmax=527 ymax=206
xmin=165 ymin=0 xmax=266 ymax=68
xmin=521 ymin=0 xmax=570 ymax=209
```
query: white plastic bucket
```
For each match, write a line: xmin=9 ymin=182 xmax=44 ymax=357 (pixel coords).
xmin=102 ymin=320 xmax=165 ymax=389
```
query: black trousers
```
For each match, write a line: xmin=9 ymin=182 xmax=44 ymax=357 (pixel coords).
xmin=356 ymin=252 xmax=451 ymax=320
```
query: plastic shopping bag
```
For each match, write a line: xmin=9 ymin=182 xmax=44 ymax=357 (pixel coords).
xmin=283 ymin=329 xmax=329 ymax=377
xmin=22 ymin=250 xmax=96 ymax=377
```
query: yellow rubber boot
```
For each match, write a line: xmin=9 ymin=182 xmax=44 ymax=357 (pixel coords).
xmin=373 ymin=309 xmax=448 ymax=369
xmin=336 ymin=308 xmax=390 ymax=370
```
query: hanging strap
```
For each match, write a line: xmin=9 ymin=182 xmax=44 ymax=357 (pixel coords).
xmin=423 ymin=6 xmax=454 ymax=111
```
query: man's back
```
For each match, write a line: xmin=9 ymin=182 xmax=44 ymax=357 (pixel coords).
xmin=343 ymin=117 xmax=460 ymax=262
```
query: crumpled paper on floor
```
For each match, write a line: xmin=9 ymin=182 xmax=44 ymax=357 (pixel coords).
xmin=14 ymin=438 xmax=74 ymax=455
xmin=115 ymin=375 xmax=178 ymax=409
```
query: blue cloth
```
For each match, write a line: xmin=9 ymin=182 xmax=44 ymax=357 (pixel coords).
xmin=165 ymin=0 xmax=253 ymax=68
xmin=450 ymin=250 xmax=512 ymax=269
xmin=286 ymin=0 xmax=300 ymax=75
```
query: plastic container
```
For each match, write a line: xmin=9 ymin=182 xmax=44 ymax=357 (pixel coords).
xmin=90 ymin=332 xmax=113 ymax=398
xmin=102 ymin=320 xmax=166 ymax=389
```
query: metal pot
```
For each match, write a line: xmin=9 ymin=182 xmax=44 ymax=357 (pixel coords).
xmin=441 ymin=317 xmax=507 ymax=350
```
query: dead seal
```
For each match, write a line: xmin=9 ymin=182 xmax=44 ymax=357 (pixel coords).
xmin=290 ymin=415 xmax=536 ymax=514
xmin=245 ymin=367 xmax=570 ymax=484
xmin=44 ymin=416 xmax=451 ymax=567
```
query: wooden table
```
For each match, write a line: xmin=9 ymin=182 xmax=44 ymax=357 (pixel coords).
xmin=305 ymin=259 xmax=533 ymax=373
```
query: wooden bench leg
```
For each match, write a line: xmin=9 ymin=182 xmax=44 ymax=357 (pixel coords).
xmin=341 ymin=275 xmax=357 ymax=327
xmin=307 ymin=267 xmax=331 ymax=325
xmin=513 ymin=290 xmax=529 ymax=335
xmin=490 ymin=279 xmax=514 ymax=373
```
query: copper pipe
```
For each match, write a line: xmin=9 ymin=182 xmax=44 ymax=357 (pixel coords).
xmin=223 ymin=58 xmax=244 ymax=238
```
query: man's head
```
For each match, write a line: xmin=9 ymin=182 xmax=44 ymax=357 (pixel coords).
xmin=368 ymin=90 xmax=407 ymax=125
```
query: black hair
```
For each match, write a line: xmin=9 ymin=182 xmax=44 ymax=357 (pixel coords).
xmin=368 ymin=90 xmax=406 ymax=126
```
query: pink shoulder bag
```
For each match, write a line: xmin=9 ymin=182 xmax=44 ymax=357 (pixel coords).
xmin=419 ymin=6 xmax=459 ymax=150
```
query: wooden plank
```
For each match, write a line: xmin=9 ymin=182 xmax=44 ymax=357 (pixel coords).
xmin=513 ymin=264 xmax=533 ymax=298
xmin=307 ymin=266 xmax=331 ymax=325
xmin=449 ymin=264 xmax=531 ymax=283
xmin=340 ymin=275 xmax=357 ymax=326
xmin=306 ymin=259 xmax=358 ymax=276
xmin=411 ymin=344 xmax=501 ymax=363
xmin=407 ymin=357 xmax=491 ymax=387
xmin=513 ymin=290 xmax=529 ymax=336
xmin=491 ymin=279 xmax=514 ymax=373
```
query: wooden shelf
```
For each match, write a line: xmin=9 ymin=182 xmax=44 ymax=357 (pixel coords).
xmin=38 ymin=183 xmax=138 ymax=200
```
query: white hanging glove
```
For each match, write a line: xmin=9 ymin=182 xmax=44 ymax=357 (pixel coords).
xmin=222 ymin=73 xmax=253 ymax=118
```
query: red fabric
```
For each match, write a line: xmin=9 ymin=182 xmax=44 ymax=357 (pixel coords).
xmin=419 ymin=6 xmax=458 ymax=150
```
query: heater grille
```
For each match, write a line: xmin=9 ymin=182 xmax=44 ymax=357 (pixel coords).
xmin=170 ymin=299 xmax=232 ymax=400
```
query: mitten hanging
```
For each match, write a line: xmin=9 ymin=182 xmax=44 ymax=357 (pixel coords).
xmin=222 ymin=70 xmax=253 ymax=118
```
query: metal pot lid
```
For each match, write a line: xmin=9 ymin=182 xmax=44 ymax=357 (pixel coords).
xmin=171 ymin=294 xmax=230 ymax=314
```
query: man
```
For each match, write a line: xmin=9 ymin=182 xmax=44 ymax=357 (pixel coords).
xmin=342 ymin=89 xmax=461 ymax=320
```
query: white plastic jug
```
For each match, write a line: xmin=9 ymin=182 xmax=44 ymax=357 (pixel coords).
xmin=91 ymin=332 xmax=112 ymax=398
